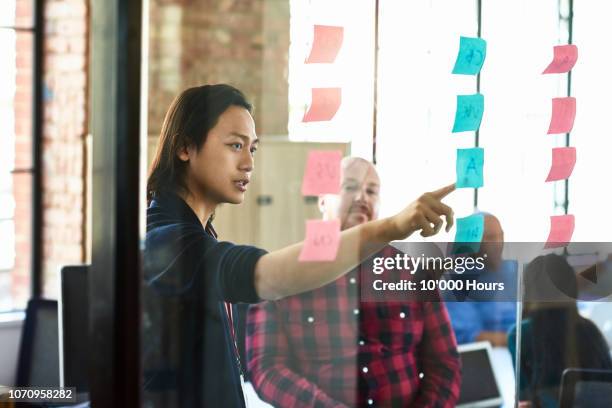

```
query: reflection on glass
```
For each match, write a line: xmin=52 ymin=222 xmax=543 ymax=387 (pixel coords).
xmin=140 ymin=2 xmax=612 ymax=408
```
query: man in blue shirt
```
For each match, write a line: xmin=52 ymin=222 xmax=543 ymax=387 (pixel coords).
xmin=444 ymin=213 xmax=518 ymax=346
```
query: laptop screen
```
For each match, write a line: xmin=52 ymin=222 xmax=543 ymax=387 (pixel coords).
xmin=457 ymin=347 xmax=501 ymax=405
xmin=573 ymin=380 xmax=612 ymax=408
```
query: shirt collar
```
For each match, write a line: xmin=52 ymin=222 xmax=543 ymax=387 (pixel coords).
xmin=150 ymin=191 xmax=213 ymax=234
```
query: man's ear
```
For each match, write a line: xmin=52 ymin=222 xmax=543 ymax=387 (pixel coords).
xmin=177 ymin=143 xmax=190 ymax=162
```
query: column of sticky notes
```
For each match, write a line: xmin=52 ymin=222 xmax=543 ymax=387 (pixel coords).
xmin=302 ymin=25 xmax=344 ymax=123
xmin=542 ymin=45 xmax=578 ymax=248
xmin=299 ymin=25 xmax=345 ymax=261
xmin=451 ymin=36 xmax=487 ymax=250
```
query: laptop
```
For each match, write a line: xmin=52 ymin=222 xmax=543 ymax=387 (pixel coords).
xmin=560 ymin=368 xmax=612 ymax=408
xmin=457 ymin=341 xmax=504 ymax=408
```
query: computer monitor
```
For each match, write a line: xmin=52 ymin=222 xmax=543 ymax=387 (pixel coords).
xmin=457 ymin=341 xmax=504 ymax=408
xmin=59 ymin=265 xmax=90 ymax=393
xmin=16 ymin=299 xmax=60 ymax=387
xmin=560 ymin=368 xmax=612 ymax=408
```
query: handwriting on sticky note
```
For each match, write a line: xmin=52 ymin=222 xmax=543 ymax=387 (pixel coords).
xmin=453 ymin=214 xmax=484 ymax=254
xmin=545 ymin=214 xmax=575 ymax=249
xmin=301 ymin=150 xmax=342 ymax=196
xmin=543 ymin=44 xmax=578 ymax=74
xmin=452 ymin=36 xmax=487 ymax=75
xmin=303 ymin=88 xmax=342 ymax=122
xmin=546 ymin=147 xmax=576 ymax=182
xmin=456 ymin=148 xmax=484 ymax=188
xmin=452 ymin=93 xmax=484 ymax=133
xmin=299 ymin=219 xmax=341 ymax=262
xmin=305 ymin=25 xmax=344 ymax=64
xmin=548 ymin=97 xmax=576 ymax=134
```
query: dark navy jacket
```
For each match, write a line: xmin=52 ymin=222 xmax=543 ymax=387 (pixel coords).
xmin=142 ymin=192 xmax=266 ymax=407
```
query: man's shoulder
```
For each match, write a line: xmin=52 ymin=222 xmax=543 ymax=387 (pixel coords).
xmin=146 ymin=220 xmax=211 ymax=251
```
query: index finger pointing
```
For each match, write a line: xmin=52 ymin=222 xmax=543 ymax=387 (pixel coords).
xmin=430 ymin=183 xmax=456 ymax=199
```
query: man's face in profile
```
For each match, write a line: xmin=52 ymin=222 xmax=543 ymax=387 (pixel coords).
xmin=321 ymin=158 xmax=381 ymax=231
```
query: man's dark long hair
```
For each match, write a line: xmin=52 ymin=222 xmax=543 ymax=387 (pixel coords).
xmin=147 ymin=84 xmax=253 ymax=204
xmin=522 ymin=254 xmax=612 ymax=407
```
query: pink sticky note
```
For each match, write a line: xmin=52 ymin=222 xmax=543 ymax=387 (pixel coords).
xmin=301 ymin=150 xmax=342 ymax=196
xmin=299 ymin=219 xmax=341 ymax=262
xmin=548 ymin=97 xmax=576 ymax=134
xmin=543 ymin=44 xmax=578 ymax=74
xmin=545 ymin=214 xmax=575 ymax=249
xmin=305 ymin=25 xmax=344 ymax=64
xmin=303 ymin=88 xmax=342 ymax=122
xmin=546 ymin=147 xmax=576 ymax=182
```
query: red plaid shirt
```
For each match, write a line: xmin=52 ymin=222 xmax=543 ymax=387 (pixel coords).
xmin=246 ymin=247 xmax=461 ymax=407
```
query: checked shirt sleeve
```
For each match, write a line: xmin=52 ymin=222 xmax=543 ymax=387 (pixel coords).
xmin=246 ymin=301 xmax=349 ymax=408
xmin=413 ymin=300 xmax=461 ymax=407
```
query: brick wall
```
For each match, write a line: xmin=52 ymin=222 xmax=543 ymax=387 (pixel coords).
xmin=40 ymin=0 xmax=89 ymax=297
xmin=147 ymin=0 xmax=290 ymax=166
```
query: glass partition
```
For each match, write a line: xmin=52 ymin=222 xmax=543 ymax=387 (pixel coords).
xmin=140 ymin=1 xmax=612 ymax=407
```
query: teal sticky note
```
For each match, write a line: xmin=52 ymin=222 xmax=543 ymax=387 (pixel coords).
xmin=456 ymin=147 xmax=484 ymax=188
xmin=453 ymin=214 xmax=484 ymax=254
xmin=452 ymin=36 xmax=487 ymax=75
xmin=452 ymin=93 xmax=484 ymax=133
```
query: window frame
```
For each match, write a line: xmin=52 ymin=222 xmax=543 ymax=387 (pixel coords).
xmin=0 ymin=0 xmax=44 ymax=310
